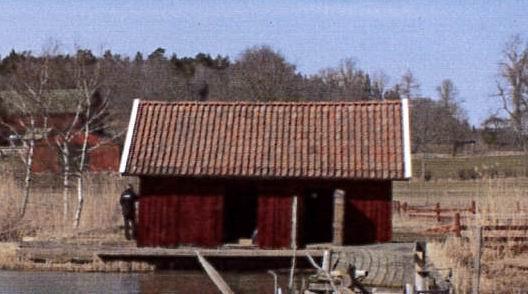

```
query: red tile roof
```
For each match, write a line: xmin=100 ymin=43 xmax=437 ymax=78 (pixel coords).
xmin=121 ymin=100 xmax=410 ymax=179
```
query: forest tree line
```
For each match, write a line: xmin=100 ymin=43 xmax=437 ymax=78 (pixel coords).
xmin=0 ymin=44 xmax=486 ymax=153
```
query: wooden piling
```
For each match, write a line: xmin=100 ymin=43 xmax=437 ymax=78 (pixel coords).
xmin=472 ymin=226 xmax=483 ymax=294
xmin=332 ymin=189 xmax=345 ymax=246
xmin=322 ymin=250 xmax=331 ymax=273
xmin=414 ymin=241 xmax=428 ymax=292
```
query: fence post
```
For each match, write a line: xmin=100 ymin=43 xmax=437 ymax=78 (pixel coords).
xmin=470 ymin=200 xmax=476 ymax=214
xmin=472 ymin=225 xmax=482 ymax=294
xmin=436 ymin=202 xmax=441 ymax=223
xmin=395 ymin=201 xmax=401 ymax=215
xmin=454 ymin=213 xmax=461 ymax=237
xmin=403 ymin=202 xmax=408 ymax=214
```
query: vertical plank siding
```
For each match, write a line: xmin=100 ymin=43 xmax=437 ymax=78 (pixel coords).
xmin=256 ymin=193 xmax=293 ymax=249
xmin=137 ymin=177 xmax=224 ymax=247
xmin=344 ymin=181 xmax=392 ymax=244
xmin=137 ymin=177 xmax=392 ymax=248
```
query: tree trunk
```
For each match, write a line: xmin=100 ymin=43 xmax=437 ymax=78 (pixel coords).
xmin=73 ymin=131 xmax=89 ymax=228
xmin=62 ymin=145 xmax=70 ymax=224
xmin=73 ymin=176 xmax=84 ymax=228
xmin=19 ymin=139 xmax=34 ymax=217
xmin=73 ymin=97 xmax=92 ymax=228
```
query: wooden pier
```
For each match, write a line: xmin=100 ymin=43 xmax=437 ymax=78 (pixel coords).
xmin=14 ymin=240 xmax=326 ymax=271
xmin=12 ymin=240 xmax=415 ymax=288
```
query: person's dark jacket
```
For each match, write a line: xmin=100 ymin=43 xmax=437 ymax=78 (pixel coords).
xmin=120 ymin=187 xmax=138 ymax=218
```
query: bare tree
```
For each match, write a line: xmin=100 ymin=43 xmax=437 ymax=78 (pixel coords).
xmin=399 ymin=70 xmax=420 ymax=100
xmin=318 ymin=58 xmax=373 ymax=101
xmin=229 ymin=45 xmax=301 ymax=101
xmin=0 ymin=55 xmax=53 ymax=217
xmin=481 ymin=115 xmax=515 ymax=148
xmin=437 ymin=79 xmax=459 ymax=111
xmin=371 ymin=71 xmax=390 ymax=100
xmin=52 ymin=49 xmax=115 ymax=228
xmin=71 ymin=52 xmax=111 ymax=228
xmin=412 ymin=97 xmax=471 ymax=154
xmin=54 ymin=92 xmax=83 ymax=224
xmin=496 ymin=35 xmax=528 ymax=149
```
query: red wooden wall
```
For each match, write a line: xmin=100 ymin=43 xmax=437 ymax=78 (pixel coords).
xmin=137 ymin=194 xmax=223 ymax=247
xmin=137 ymin=177 xmax=393 ymax=248
xmin=256 ymin=193 xmax=293 ymax=249
xmin=138 ymin=177 xmax=223 ymax=247
xmin=343 ymin=181 xmax=392 ymax=244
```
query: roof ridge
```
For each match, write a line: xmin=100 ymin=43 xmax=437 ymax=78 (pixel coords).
xmin=138 ymin=99 xmax=403 ymax=106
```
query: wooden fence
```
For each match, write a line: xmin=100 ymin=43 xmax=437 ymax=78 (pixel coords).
xmin=394 ymin=200 xmax=528 ymax=250
xmin=396 ymin=200 xmax=528 ymax=292
xmin=393 ymin=200 xmax=476 ymax=223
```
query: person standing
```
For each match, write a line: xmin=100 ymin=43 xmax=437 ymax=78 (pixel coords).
xmin=120 ymin=184 xmax=138 ymax=240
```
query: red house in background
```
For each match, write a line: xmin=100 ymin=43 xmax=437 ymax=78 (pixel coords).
xmin=120 ymin=99 xmax=412 ymax=249
xmin=0 ymin=95 xmax=120 ymax=173
xmin=31 ymin=131 xmax=120 ymax=173
xmin=0 ymin=117 xmax=120 ymax=173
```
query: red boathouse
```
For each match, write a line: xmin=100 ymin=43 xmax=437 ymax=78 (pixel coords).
xmin=120 ymin=99 xmax=412 ymax=249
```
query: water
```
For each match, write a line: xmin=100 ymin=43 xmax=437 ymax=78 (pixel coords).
xmin=0 ymin=270 xmax=292 ymax=294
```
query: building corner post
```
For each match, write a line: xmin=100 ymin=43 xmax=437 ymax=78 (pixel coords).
xmin=119 ymin=98 xmax=140 ymax=174
xmin=401 ymin=98 xmax=412 ymax=179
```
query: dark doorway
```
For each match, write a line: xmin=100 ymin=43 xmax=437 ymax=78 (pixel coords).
xmin=223 ymin=185 xmax=258 ymax=243
xmin=301 ymin=188 xmax=334 ymax=245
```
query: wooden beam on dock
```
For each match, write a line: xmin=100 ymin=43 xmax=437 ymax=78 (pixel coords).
xmin=196 ymin=251 xmax=235 ymax=294
xmin=96 ymin=248 xmax=325 ymax=259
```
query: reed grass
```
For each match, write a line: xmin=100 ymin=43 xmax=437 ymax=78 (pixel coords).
xmin=0 ymin=167 xmax=135 ymax=241
xmin=396 ymin=179 xmax=528 ymax=293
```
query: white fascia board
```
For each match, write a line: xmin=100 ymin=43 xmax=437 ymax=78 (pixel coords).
xmin=401 ymin=98 xmax=412 ymax=178
xmin=119 ymin=99 xmax=140 ymax=174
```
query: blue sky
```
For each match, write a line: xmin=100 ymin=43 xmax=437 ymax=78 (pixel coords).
xmin=1 ymin=1 xmax=527 ymax=125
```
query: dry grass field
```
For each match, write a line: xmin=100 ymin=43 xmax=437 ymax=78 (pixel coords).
xmin=0 ymin=167 xmax=133 ymax=241
xmin=394 ymin=178 xmax=528 ymax=293
xmin=412 ymin=153 xmax=528 ymax=180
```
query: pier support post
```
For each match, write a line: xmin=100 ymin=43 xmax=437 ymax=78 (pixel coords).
xmin=414 ymin=241 xmax=428 ymax=292
xmin=332 ymin=189 xmax=345 ymax=246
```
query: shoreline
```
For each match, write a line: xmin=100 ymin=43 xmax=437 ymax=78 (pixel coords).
xmin=0 ymin=240 xmax=154 ymax=273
